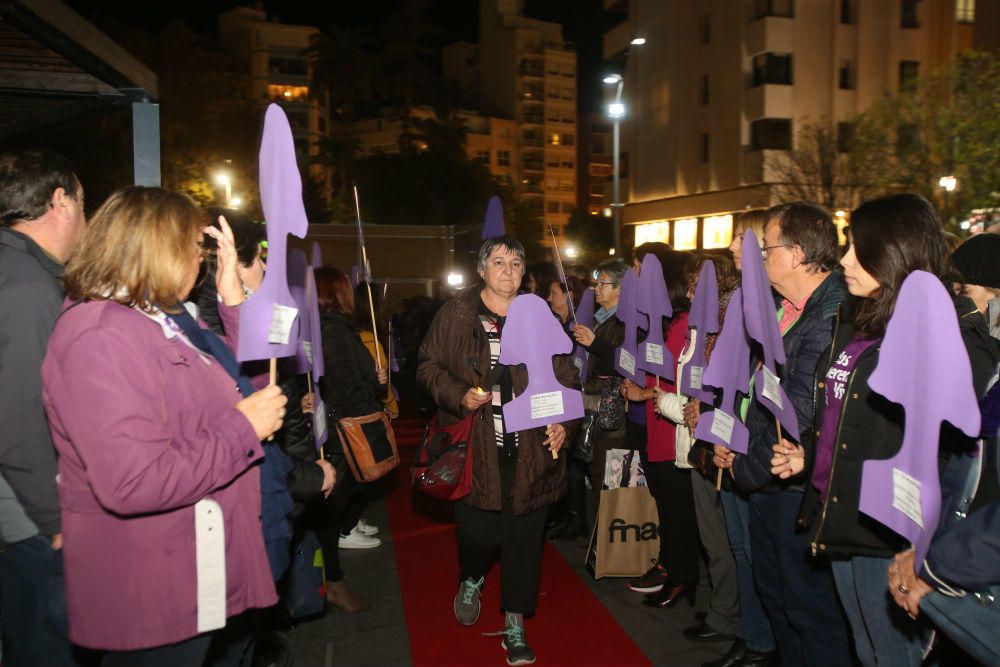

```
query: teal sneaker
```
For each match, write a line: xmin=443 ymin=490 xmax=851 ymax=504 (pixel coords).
xmin=501 ymin=614 xmax=536 ymax=666
xmin=453 ymin=576 xmax=484 ymax=626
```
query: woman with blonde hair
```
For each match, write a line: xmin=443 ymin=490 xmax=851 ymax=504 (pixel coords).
xmin=41 ymin=186 xmax=285 ymax=664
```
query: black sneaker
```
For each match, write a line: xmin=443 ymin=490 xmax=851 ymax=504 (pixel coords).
xmin=501 ymin=616 xmax=536 ymax=666
xmin=628 ymin=561 xmax=669 ymax=593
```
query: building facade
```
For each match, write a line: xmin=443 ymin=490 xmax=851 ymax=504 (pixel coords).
xmin=604 ymin=0 xmax=980 ymax=251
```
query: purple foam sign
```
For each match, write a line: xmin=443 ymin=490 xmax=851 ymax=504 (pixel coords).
xmin=311 ymin=242 xmax=323 ymax=269
xmin=237 ymin=104 xmax=308 ymax=363
xmin=741 ymin=228 xmax=799 ymax=441
xmin=614 ymin=268 xmax=647 ymax=385
xmin=350 ymin=265 xmax=362 ymax=288
xmin=635 ymin=253 xmax=675 ymax=380
xmin=572 ymin=287 xmax=595 ymax=383
xmin=694 ymin=287 xmax=752 ymax=454
xmin=498 ymin=294 xmax=584 ymax=433
xmin=859 ymin=271 xmax=981 ymax=564
xmin=482 ymin=195 xmax=505 ymax=239
xmin=306 ymin=261 xmax=327 ymax=449
xmin=681 ymin=260 xmax=719 ymax=403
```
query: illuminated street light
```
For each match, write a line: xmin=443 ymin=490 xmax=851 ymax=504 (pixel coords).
xmin=630 ymin=37 xmax=646 ymax=45
xmin=608 ymin=102 xmax=626 ymax=119
xmin=603 ymin=74 xmax=622 ymax=84
xmin=229 ymin=196 xmax=242 ymax=208
xmin=446 ymin=272 xmax=464 ymax=287
xmin=215 ymin=172 xmax=233 ymax=205
xmin=939 ymin=175 xmax=957 ymax=192
xmin=565 ymin=245 xmax=578 ymax=259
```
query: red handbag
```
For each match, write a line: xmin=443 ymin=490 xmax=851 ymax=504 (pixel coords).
xmin=410 ymin=409 xmax=482 ymax=501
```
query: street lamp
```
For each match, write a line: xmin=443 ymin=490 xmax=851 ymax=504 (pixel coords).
xmin=215 ymin=172 xmax=232 ymax=206
xmin=604 ymin=73 xmax=626 ymax=257
xmin=229 ymin=196 xmax=242 ymax=209
xmin=939 ymin=175 xmax=958 ymax=228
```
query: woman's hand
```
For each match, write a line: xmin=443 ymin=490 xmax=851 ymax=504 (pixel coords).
xmin=770 ymin=439 xmax=805 ymax=479
xmin=236 ymin=384 xmax=288 ymax=441
xmin=572 ymin=324 xmax=595 ymax=347
xmin=714 ymin=444 xmax=735 ymax=470
xmin=376 ymin=366 xmax=388 ymax=385
xmin=888 ymin=549 xmax=933 ymax=619
xmin=683 ymin=400 xmax=701 ymax=430
xmin=652 ymin=384 xmax=666 ymax=414
xmin=301 ymin=392 xmax=315 ymax=414
xmin=621 ymin=379 xmax=651 ymax=402
xmin=543 ymin=423 xmax=567 ymax=456
xmin=316 ymin=458 xmax=336 ymax=498
xmin=461 ymin=386 xmax=492 ymax=411
xmin=203 ymin=216 xmax=244 ymax=306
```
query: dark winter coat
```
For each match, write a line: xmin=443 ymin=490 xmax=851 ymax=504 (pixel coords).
xmin=417 ymin=287 xmax=581 ymax=515
xmin=798 ymin=295 xmax=999 ymax=558
xmin=319 ymin=312 xmax=387 ymax=419
xmin=582 ymin=312 xmax=625 ymax=396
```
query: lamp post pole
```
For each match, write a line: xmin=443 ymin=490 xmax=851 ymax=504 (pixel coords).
xmin=612 ymin=116 xmax=621 ymax=257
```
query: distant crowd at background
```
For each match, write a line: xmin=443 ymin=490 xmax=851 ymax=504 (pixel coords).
xmin=1 ymin=145 xmax=1000 ymax=667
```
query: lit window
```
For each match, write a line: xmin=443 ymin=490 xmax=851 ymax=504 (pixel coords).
xmin=673 ymin=218 xmax=698 ymax=250
xmin=634 ymin=221 xmax=670 ymax=246
xmin=550 ymin=133 xmax=561 ymax=146
xmin=268 ymin=84 xmax=310 ymax=102
xmin=703 ymin=215 xmax=733 ymax=249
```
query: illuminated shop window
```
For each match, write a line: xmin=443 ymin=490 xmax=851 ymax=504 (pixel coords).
xmin=634 ymin=221 xmax=670 ymax=246
xmin=703 ymin=215 xmax=733 ymax=249
xmin=673 ymin=218 xmax=698 ymax=250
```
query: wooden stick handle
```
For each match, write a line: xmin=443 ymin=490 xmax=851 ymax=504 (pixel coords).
xmin=716 ymin=466 xmax=723 ymax=491
xmin=267 ymin=358 xmax=277 ymax=441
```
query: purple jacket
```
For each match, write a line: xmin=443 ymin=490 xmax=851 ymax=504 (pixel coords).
xmin=41 ymin=300 xmax=277 ymax=651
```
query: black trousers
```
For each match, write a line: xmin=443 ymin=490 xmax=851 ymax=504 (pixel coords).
xmin=304 ymin=464 xmax=368 ymax=582
xmin=640 ymin=452 xmax=701 ymax=586
xmin=454 ymin=500 xmax=548 ymax=616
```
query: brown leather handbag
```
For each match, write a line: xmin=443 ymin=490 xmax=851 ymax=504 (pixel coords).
xmin=332 ymin=410 xmax=399 ymax=482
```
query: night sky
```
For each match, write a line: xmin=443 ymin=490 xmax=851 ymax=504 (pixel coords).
xmin=65 ymin=0 xmax=609 ymax=111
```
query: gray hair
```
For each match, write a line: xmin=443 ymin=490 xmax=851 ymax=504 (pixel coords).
xmin=477 ymin=235 xmax=526 ymax=275
xmin=593 ymin=258 xmax=627 ymax=286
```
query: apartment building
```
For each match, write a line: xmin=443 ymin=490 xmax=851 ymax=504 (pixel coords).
xmin=218 ymin=7 xmax=329 ymax=185
xmin=349 ymin=106 xmax=517 ymax=190
xmin=604 ymin=0 xmax=981 ymax=251
xmin=476 ymin=0 xmax=578 ymax=241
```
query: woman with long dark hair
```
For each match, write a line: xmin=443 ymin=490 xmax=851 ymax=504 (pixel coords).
xmin=772 ymin=194 xmax=999 ymax=666
xmin=307 ymin=267 xmax=389 ymax=613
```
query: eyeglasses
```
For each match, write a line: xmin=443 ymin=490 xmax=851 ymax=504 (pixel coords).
xmin=595 ymin=281 xmax=616 ymax=288
xmin=761 ymin=243 xmax=792 ymax=257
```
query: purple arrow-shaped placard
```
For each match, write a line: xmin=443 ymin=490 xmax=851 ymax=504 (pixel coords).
xmin=614 ymin=268 xmax=647 ymax=385
xmin=635 ymin=253 xmax=675 ymax=380
xmin=311 ymin=242 xmax=323 ymax=269
xmin=237 ymin=104 xmax=308 ymax=363
xmin=681 ymin=260 xmax=719 ymax=403
xmin=482 ymin=195 xmax=505 ymax=239
xmin=859 ymin=271 xmax=981 ymax=564
xmin=572 ymin=287 xmax=595 ymax=383
xmin=741 ymin=228 xmax=799 ymax=441
xmin=498 ymin=294 xmax=584 ymax=433
xmin=306 ymin=260 xmax=328 ymax=449
xmin=693 ymin=287 xmax=752 ymax=454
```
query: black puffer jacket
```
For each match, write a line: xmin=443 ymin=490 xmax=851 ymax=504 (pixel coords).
xmin=319 ymin=312 xmax=387 ymax=418
xmin=798 ymin=295 xmax=1000 ymax=558
xmin=582 ymin=313 xmax=625 ymax=395
xmin=276 ymin=374 xmax=325 ymax=517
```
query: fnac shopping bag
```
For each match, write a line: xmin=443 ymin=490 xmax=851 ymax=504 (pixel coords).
xmin=285 ymin=531 xmax=326 ymax=619
xmin=585 ymin=486 xmax=659 ymax=578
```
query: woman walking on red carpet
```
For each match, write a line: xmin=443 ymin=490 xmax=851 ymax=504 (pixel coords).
xmin=417 ymin=235 xmax=580 ymax=666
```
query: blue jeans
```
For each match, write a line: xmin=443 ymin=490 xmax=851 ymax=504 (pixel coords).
xmin=0 ymin=534 xmax=79 ymax=667
xmin=720 ymin=488 xmax=775 ymax=653
xmin=748 ymin=491 xmax=852 ymax=667
xmin=831 ymin=556 xmax=931 ymax=667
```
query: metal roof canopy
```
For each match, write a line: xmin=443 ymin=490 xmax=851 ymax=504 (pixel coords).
xmin=0 ymin=0 xmax=161 ymax=184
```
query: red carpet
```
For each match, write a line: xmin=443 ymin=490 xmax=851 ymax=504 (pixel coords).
xmin=387 ymin=419 xmax=652 ymax=667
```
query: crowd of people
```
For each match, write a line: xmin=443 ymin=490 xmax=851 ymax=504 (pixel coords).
xmin=1 ymin=145 xmax=999 ymax=667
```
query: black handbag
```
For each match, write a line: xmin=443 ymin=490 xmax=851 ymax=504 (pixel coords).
xmin=570 ymin=411 xmax=597 ymax=463
xmin=596 ymin=376 xmax=625 ymax=430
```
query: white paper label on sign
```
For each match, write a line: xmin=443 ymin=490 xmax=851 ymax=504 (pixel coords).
xmin=689 ymin=365 xmax=704 ymax=390
xmin=892 ymin=468 xmax=924 ymax=529
xmin=530 ymin=391 xmax=565 ymax=420
xmin=313 ymin=402 xmax=327 ymax=440
xmin=268 ymin=304 xmax=299 ymax=345
xmin=303 ymin=341 xmax=313 ymax=365
xmin=619 ymin=349 xmax=636 ymax=375
xmin=760 ymin=366 xmax=783 ymax=410
xmin=573 ymin=356 xmax=583 ymax=370
xmin=644 ymin=343 xmax=664 ymax=365
xmin=710 ymin=410 xmax=735 ymax=445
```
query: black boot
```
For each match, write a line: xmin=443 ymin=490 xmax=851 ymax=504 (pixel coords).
xmin=548 ymin=461 xmax=588 ymax=541
xmin=701 ymin=639 xmax=745 ymax=667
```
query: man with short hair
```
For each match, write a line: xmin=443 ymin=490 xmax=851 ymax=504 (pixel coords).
xmin=716 ymin=201 xmax=852 ymax=667
xmin=0 ymin=148 xmax=86 ymax=666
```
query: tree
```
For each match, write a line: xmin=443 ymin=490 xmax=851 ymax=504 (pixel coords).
xmin=850 ymin=51 xmax=1000 ymax=229
xmin=764 ymin=117 xmax=879 ymax=212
